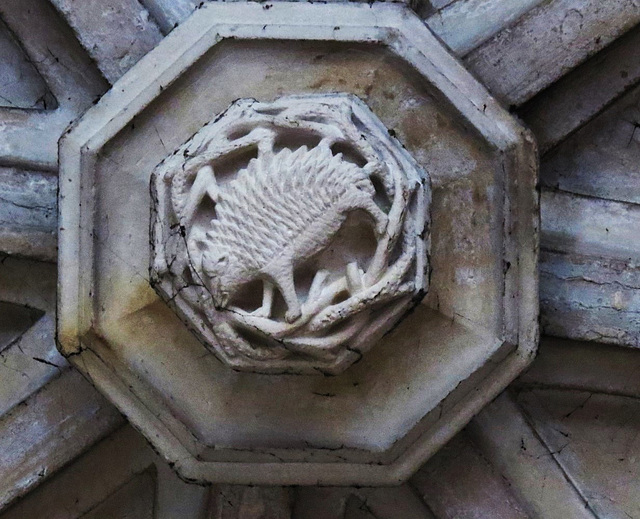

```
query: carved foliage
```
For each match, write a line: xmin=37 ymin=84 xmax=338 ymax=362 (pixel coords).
xmin=151 ymin=94 xmax=430 ymax=374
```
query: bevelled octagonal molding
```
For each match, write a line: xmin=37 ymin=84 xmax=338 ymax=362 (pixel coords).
xmin=57 ymin=2 xmax=539 ymax=486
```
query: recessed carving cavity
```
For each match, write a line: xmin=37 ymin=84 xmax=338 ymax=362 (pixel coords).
xmin=150 ymin=94 xmax=430 ymax=374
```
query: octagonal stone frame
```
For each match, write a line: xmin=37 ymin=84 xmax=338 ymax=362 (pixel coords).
xmin=57 ymin=2 xmax=539 ymax=486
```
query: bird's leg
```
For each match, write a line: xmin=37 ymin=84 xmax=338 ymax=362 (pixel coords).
xmin=267 ymin=262 xmax=301 ymax=323
xmin=352 ymin=192 xmax=388 ymax=237
xmin=183 ymin=165 xmax=219 ymax=224
xmin=308 ymin=270 xmax=330 ymax=302
xmin=251 ymin=280 xmax=274 ymax=318
xmin=346 ymin=262 xmax=364 ymax=294
xmin=256 ymin=127 xmax=277 ymax=159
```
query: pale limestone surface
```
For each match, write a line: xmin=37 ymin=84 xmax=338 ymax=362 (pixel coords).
xmin=469 ymin=393 xmax=596 ymax=519
xmin=0 ymin=167 xmax=57 ymax=261
xmin=0 ymin=257 xmax=123 ymax=510
xmin=465 ymin=0 xmax=640 ymax=106
xmin=411 ymin=431 xmax=529 ymax=518
xmin=426 ymin=0 xmax=545 ymax=55
xmin=3 ymin=341 xmax=639 ymax=518
xmin=0 ymin=19 xmax=52 ymax=109
xmin=537 ymin=80 xmax=640 ymax=347
xmin=56 ymin=2 xmax=537 ymax=485
xmin=520 ymin=26 xmax=640 ymax=153
xmin=0 ymin=426 xmax=210 ymax=519
xmin=0 ymin=0 xmax=107 ymax=172
xmin=48 ymin=0 xmax=163 ymax=83
xmin=517 ymin=389 xmax=640 ymax=519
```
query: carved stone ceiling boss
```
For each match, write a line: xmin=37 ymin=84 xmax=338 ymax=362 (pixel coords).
xmin=56 ymin=2 xmax=538 ymax=486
